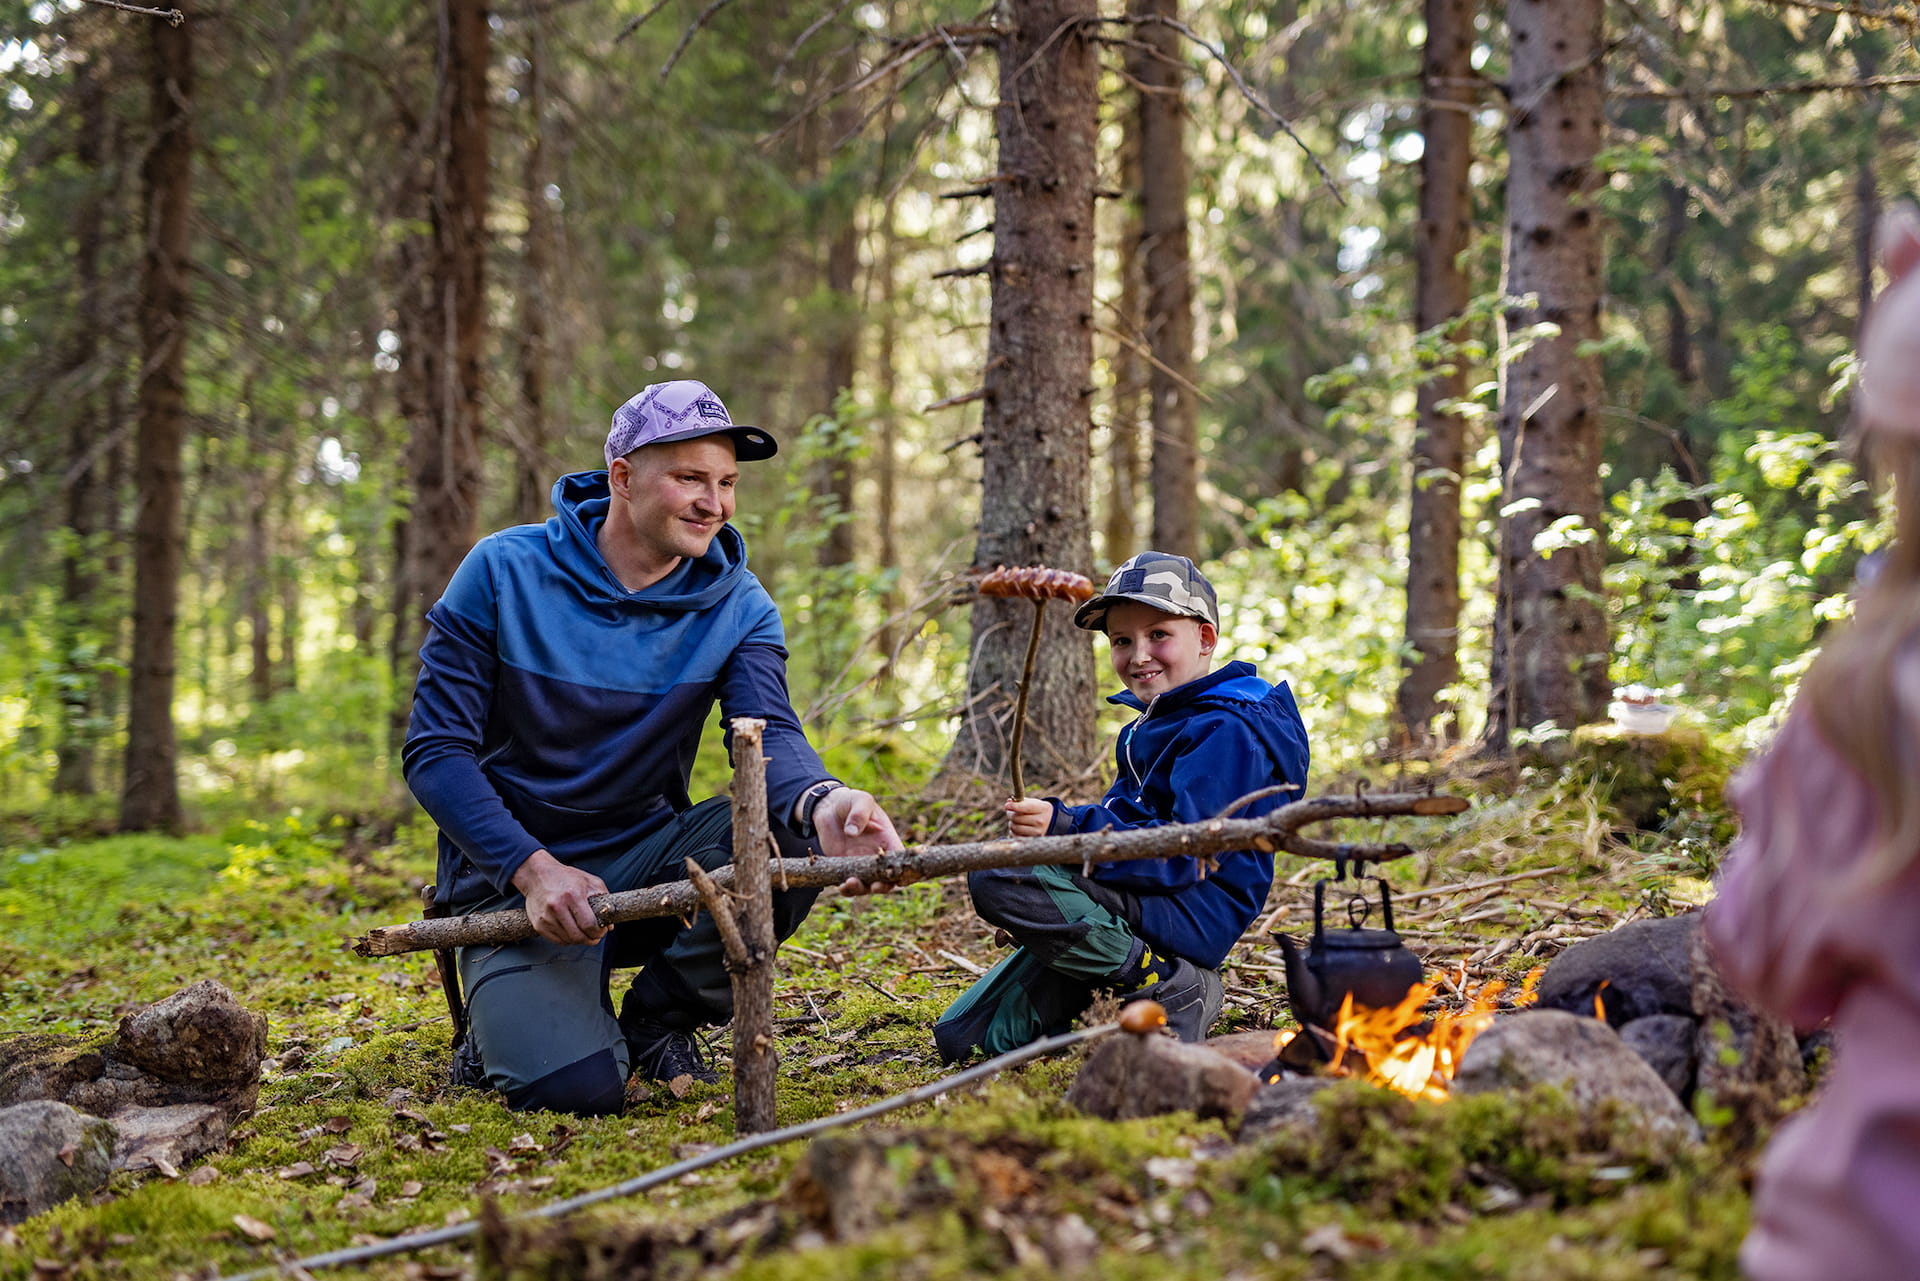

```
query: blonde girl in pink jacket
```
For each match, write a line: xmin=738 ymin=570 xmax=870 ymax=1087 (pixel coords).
xmin=1705 ymin=205 xmax=1920 ymax=1281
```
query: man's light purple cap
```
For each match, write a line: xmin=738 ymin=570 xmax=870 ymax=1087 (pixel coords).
xmin=604 ymin=380 xmax=778 ymax=467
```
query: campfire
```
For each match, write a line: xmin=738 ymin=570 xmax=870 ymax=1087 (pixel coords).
xmin=1271 ymin=968 xmax=1542 ymax=1101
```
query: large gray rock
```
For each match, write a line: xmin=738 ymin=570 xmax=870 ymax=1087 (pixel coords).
xmin=113 ymin=980 xmax=267 ymax=1089
xmin=1619 ymin=1014 xmax=1697 ymax=1100
xmin=1454 ymin=1010 xmax=1697 ymax=1137
xmin=1066 ymin=1031 xmax=1259 ymax=1123
xmin=1536 ymin=915 xmax=1699 ymax=1027
xmin=0 ymin=1101 xmax=116 ymax=1224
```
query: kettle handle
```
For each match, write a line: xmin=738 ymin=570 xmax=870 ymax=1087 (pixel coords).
xmin=1312 ymin=874 xmax=1399 ymax=937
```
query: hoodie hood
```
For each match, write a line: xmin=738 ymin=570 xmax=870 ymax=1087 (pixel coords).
xmin=546 ymin=469 xmax=749 ymax=612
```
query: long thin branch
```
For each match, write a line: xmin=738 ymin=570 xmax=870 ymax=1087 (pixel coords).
xmin=1098 ymin=14 xmax=1344 ymax=206
xmin=225 ymin=1021 xmax=1120 ymax=1281
xmin=80 ymin=0 xmax=183 ymax=22
xmin=354 ymin=792 xmax=1469 ymax=957
xmin=659 ymin=0 xmax=734 ymax=80
xmin=1615 ymin=72 xmax=1920 ymax=101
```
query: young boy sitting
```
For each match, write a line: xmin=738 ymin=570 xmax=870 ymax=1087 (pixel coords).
xmin=933 ymin=551 xmax=1310 ymax=1062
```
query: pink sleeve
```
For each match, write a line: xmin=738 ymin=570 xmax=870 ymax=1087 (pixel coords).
xmin=1705 ymin=709 xmax=1885 ymax=1030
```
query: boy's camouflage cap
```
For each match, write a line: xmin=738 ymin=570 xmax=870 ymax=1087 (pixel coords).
xmin=1072 ymin=551 xmax=1220 ymax=631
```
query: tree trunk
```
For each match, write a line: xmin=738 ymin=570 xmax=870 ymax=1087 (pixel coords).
xmin=1485 ymin=0 xmax=1610 ymax=748
xmin=121 ymin=8 xmax=193 ymax=833
xmin=875 ymin=187 xmax=902 ymax=670
xmin=1105 ymin=97 xmax=1144 ymax=563
xmin=513 ymin=27 xmax=552 ymax=528
xmin=945 ymin=0 xmax=1100 ymax=786
xmin=53 ymin=44 xmax=114 ymax=798
xmin=1395 ymin=0 xmax=1475 ymax=748
xmin=1131 ymin=0 xmax=1198 ymax=558
xmin=393 ymin=0 xmax=491 ymax=732
xmin=815 ymin=74 xmax=862 ymax=572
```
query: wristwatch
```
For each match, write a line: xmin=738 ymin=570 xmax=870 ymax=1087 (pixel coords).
xmin=794 ymin=779 xmax=846 ymax=840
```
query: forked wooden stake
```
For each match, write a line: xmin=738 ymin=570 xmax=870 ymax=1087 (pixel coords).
xmin=977 ymin=566 xmax=1096 ymax=798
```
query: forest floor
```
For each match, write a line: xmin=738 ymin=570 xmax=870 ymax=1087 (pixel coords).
xmin=0 ymin=742 xmax=1761 ymax=1280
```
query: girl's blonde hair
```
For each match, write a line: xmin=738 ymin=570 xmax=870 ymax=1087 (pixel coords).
xmin=1799 ymin=437 xmax=1920 ymax=889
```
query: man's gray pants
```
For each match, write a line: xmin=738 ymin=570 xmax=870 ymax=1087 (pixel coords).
xmin=455 ymin=798 xmax=818 ymax=1115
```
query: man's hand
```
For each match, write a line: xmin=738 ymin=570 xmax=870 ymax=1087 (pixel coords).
xmin=813 ymin=787 xmax=905 ymax=896
xmin=512 ymin=849 xmax=609 ymax=945
xmin=1006 ymin=797 xmax=1052 ymax=838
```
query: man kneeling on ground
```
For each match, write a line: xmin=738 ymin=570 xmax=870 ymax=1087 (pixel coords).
xmin=404 ymin=379 xmax=901 ymax=1116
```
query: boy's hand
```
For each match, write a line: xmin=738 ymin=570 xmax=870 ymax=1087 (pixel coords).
xmin=1005 ymin=798 xmax=1052 ymax=838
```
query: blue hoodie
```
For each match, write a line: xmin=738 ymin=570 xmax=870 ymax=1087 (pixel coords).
xmin=1045 ymin=661 xmax=1311 ymax=968
xmin=403 ymin=470 xmax=830 ymax=912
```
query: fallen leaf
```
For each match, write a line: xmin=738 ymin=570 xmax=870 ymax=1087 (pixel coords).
xmin=0 ymin=1226 xmax=17 ymax=1249
xmin=323 ymin=1143 xmax=364 ymax=1168
xmin=444 ymin=1208 xmax=472 ymax=1226
xmin=31 ymin=1260 xmax=66 ymax=1280
xmin=350 ymin=1176 xmax=377 ymax=1196
xmin=277 ymin=1161 xmax=318 ymax=1180
xmin=1302 ymin=1223 xmax=1359 ymax=1261
xmin=507 ymin=1133 xmax=541 ymax=1155
xmin=152 ymin=1157 xmax=180 ymax=1179
xmin=322 ymin=1115 xmax=353 ymax=1134
xmin=56 ymin=1143 xmax=76 ymax=1168
xmin=393 ymin=1107 xmax=430 ymax=1125
xmin=484 ymin=1148 xmax=515 ymax=1177
xmin=667 ymin=1073 xmax=694 ymax=1099
xmin=398 ymin=1180 xmax=424 ymax=1198
xmin=393 ymin=1134 xmax=424 ymax=1153
xmin=693 ymin=1100 xmax=720 ymax=1122
xmin=232 ymin=1214 xmax=277 ymax=1242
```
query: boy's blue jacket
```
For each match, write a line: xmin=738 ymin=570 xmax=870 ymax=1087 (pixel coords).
xmin=1044 ymin=661 xmax=1310 ymax=969
xmin=403 ymin=471 xmax=830 ymax=912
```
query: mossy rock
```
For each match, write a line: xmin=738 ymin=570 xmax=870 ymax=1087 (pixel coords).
xmin=1569 ymin=724 xmax=1731 ymax=831
xmin=0 ymin=1032 xmax=112 ymax=1108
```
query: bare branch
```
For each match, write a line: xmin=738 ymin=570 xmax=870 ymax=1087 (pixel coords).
xmin=1615 ymin=71 xmax=1920 ymax=100
xmin=80 ymin=0 xmax=183 ymax=22
xmin=1754 ymin=0 xmax=1920 ymax=28
xmin=613 ymin=0 xmax=675 ymax=46
xmin=1100 ymin=13 xmax=1345 ymax=207
xmin=660 ymin=0 xmax=734 ymax=80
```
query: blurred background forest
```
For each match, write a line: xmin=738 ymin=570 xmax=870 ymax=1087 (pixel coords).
xmin=0 ymin=0 xmax=1909 ymax=834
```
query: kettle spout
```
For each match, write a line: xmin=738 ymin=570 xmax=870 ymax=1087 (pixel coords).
xmin=1275 ymin=932 xmax=1325 ymax=1030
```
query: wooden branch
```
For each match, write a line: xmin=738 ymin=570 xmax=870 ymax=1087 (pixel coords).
xmin=932 ymin=263 xmax=991 ymax=280
xmin=924 ymin=387 xmax=986 ymax=411
xmin=728 ymin=719 xmax=777 ymax=1135
xmin=353 ymin=791 xmax=1469 ymax=957
xmin=686 ymin=859 xmax=749 ymax=970
xmin=1614 ymin=72 xmax=1920 ymax=101
xmin=80 ymin=0 xmax=183 ymax=22
xmin=659 ymin=0 xmax=733 ymax=81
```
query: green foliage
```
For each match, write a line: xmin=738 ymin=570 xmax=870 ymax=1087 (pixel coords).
xmin=1605 ymin=431 xmax=1885 ymax=741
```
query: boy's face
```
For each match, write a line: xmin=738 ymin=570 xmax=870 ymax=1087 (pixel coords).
xmin=1104 ymin=600 xmax=1217 ymax=701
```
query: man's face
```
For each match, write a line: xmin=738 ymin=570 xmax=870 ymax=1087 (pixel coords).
xmin=609 ymin=436 xmax=740 ymax=566
xmin=1104 ymin=600 xmax=1215 ymax=701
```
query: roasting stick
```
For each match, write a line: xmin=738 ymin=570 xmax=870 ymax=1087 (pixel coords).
xmin=976 ymin=566 xmax=1096 ymax=799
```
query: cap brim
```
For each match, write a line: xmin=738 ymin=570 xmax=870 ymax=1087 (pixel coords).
xmin=1072 ymin=592 xmax=1213 ymax=630
xmin=649 ymin=424 xmax=779 ymax=461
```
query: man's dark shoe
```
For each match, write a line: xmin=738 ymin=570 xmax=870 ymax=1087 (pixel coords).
xmin=623 ymin=1015 xmax=720 ymax=1085
xmin=448 ymin=1034 xmax=488 ymax=1090
xmin=1121 ymin=957 xmax=1224 ymax=1043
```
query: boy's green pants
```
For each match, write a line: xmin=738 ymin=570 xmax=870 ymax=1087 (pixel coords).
xmin=932 ymin=863 xmax=1152 ymax=1063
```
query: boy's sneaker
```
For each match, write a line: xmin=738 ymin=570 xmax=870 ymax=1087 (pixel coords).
xmin=1122 ymin=957 xmax=1224 ymax=1043
xmin=448 ymin=1034 xmax=488 ymax=1090
xmin=623 ymin=1014 xmax=720 ymax=1085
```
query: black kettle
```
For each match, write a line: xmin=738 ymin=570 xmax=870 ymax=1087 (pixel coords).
xmin=1276 ymin=875 xmax=1423 ymax=1032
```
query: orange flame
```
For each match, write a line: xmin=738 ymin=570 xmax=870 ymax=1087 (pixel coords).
xmin=1272 ymin=966 xmax=1539 ymax=1101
